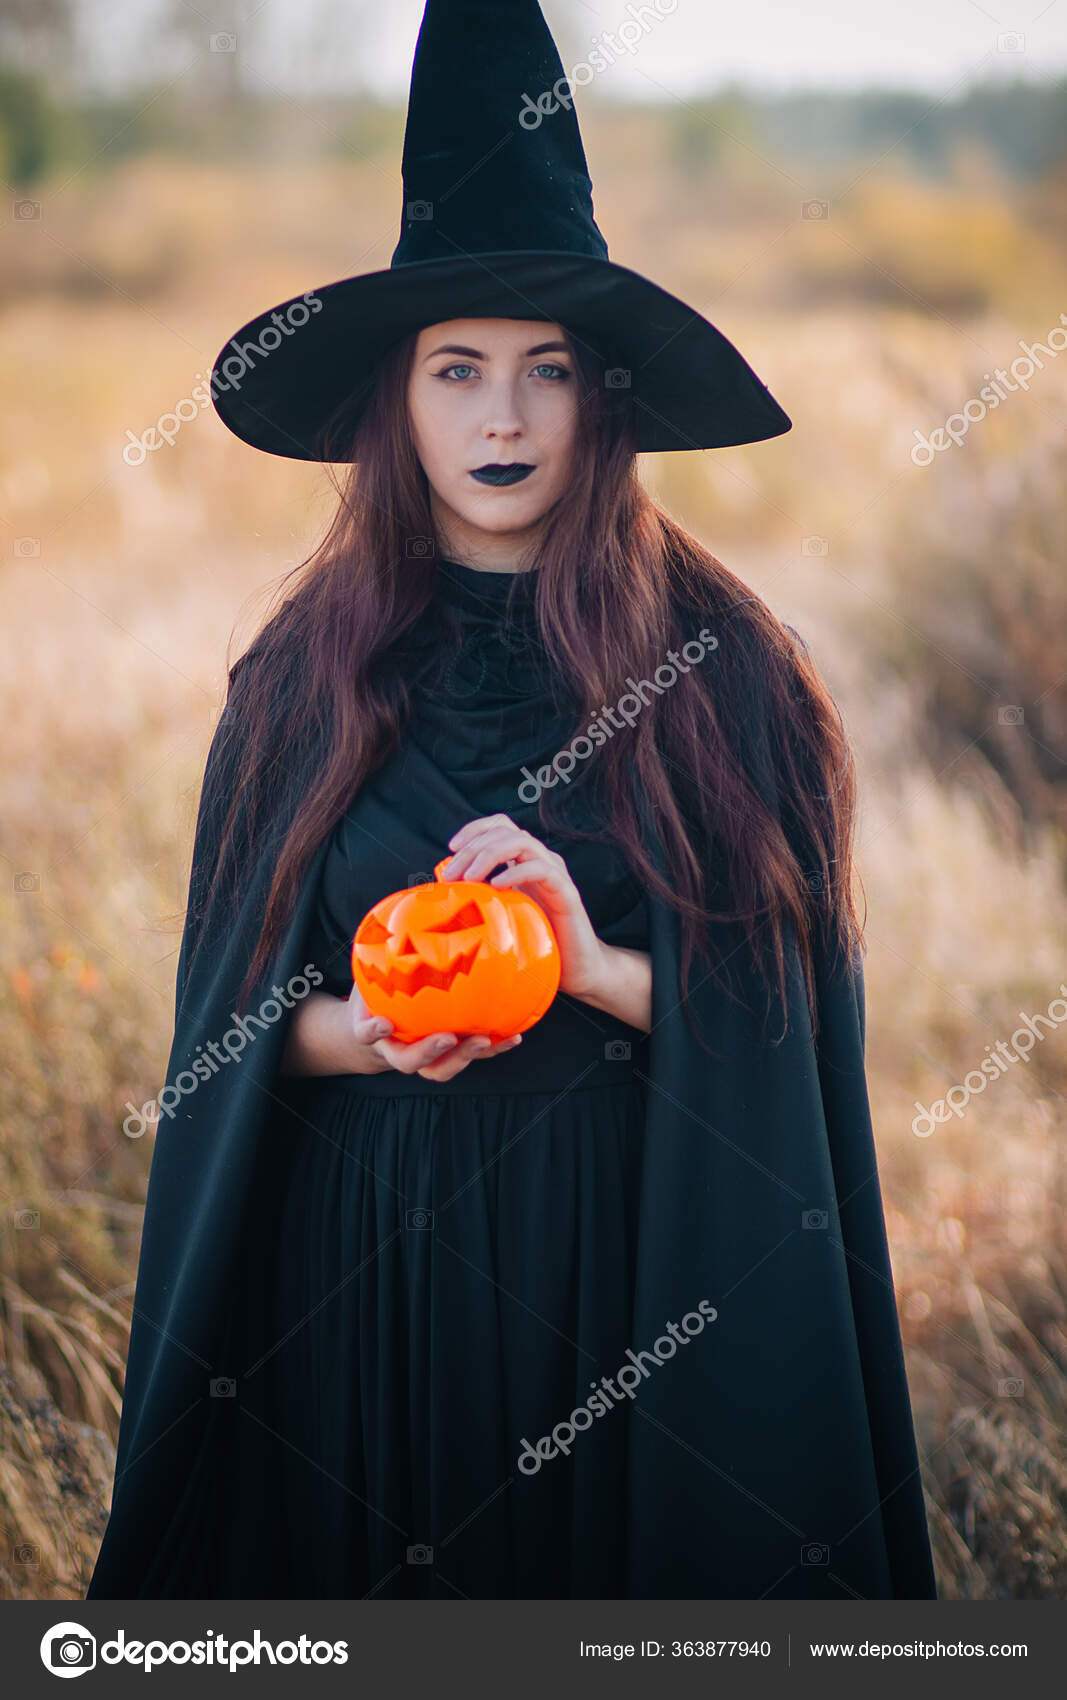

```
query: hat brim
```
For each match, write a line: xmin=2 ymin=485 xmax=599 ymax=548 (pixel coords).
xmin=209 ymin=250 xmax=791 ymax=460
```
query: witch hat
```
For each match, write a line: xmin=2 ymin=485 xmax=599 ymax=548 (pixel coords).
xmin=209 ymin=0 xmax=790 ymax=460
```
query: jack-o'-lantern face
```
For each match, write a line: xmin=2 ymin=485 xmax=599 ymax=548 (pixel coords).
xmin=350 ymin=857 xmax=560 ymax=1043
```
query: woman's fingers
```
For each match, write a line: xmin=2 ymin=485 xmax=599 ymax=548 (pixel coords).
xmin=352 ymin=1012 xmax=393 ymax=1042
xmin=376 ymin=1030 xmax=458 ymax=1072
xmin=347 ymin=984 xmax=387 ymax=1037
xmin=417 ymin=1033 xmax=522 ymax=1079
xmin=445 ymin=831 xmax=542 ymax=883
xmin=415 ymin=1034 xmax=487 ymax=1079
xmin=345 ymin=984 xmax=524 ymax=1077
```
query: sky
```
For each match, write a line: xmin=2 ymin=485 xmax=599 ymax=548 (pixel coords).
xmin=70 ymin=0 xmax=1067 ymax=97
xmin=360 ymin=0 xmax=1067 ymax=96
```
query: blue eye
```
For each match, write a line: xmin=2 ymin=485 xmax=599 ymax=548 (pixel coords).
xmin=532 ymin=363 xmax=570 ymax=380
xmin=436 ymin=363 xmax=476 ymax=380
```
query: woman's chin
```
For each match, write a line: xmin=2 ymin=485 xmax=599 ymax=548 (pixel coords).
xmin=452 ymin=494 xmax=552 ymax=535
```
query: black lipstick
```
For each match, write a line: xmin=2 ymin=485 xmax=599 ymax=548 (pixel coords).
xmin=470 ymin=463 xmax=535 ymax=486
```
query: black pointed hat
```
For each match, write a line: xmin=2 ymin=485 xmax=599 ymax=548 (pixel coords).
xmin=209 ymin=0 xmax=790 ymax=460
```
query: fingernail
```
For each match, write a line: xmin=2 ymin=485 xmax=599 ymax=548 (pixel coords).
xmin=434 ymin=1036 xmax=454 ymax=1052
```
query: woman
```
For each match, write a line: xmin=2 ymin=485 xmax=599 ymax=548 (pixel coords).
xmin=87 ymin=0 xmax=937 ymax=1601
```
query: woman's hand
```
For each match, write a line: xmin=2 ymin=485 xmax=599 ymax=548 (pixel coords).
xmin=277 ymin=986 xmax=522 ymax=1080
xmin=442 ymin=813 xmax=653 ymax=1031
xmin=345 ymin=984 xmax=523 ymax=1080
xmin=442 ymin=813 xmax=610 ymax=1001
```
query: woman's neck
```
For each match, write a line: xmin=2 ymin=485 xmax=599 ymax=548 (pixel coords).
xmin=431 ymin=501 xmax=542 ymax=574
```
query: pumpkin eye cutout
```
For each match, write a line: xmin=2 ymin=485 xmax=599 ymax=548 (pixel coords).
xmin=425 ymin=901 xmax=484 ymax=932
xmin=350 ymin=855 xmax=560 ymax=1044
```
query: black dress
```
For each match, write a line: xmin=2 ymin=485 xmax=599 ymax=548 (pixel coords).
xmin=265 ymin=558 xmax=653 ymax=1599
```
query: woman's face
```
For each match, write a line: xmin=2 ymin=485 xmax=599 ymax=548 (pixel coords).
xmin=406 ymin=318 xmax=579 ymax=559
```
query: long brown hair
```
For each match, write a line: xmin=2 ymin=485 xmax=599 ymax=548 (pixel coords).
xmin=198 ymin=323 xmax=863 ymax=1051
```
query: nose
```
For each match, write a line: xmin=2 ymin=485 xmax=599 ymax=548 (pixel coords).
xmin=480 ymin=375 xmax=525 ymax=446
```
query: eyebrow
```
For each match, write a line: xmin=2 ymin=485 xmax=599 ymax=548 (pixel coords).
xmin=422 ymin=340 xmax=571 ymax=361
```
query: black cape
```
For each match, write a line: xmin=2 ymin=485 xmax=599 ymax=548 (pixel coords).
xmin=87 ymin=618 xmax=937 ymax=1601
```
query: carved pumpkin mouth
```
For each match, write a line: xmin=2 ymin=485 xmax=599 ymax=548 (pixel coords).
xmin=354 ymin=898 xmax=495 ymax=999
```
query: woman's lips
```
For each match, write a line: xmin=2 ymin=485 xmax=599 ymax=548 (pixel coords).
xmin=469 ymin=463 xmax=535 ymax=486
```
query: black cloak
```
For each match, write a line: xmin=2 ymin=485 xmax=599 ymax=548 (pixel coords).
xmin=86 ymin=621 xmax=937 ymax=1602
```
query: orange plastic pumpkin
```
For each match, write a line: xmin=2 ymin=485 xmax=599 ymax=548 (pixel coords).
xmin=350 ymin=856 xmax=561 ymax=1043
